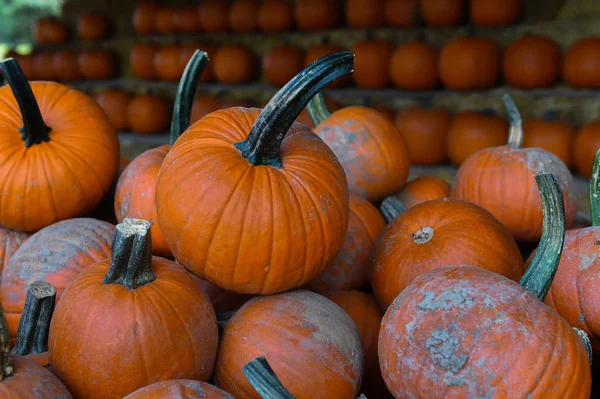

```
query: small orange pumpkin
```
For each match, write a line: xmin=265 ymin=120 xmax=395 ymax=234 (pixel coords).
xmin=32 ymin=52 xmax=55 ymax=81
xmin=94 ymin=89 xmax=130 ymax=131
xmin=471 ymin=0 xmax=521 ymax=26
xmin=172 ymin=6 xmax=200 ymax=33
xmin=295 ymin=0 xmax=341 ymax=30
xmin=213 ymin=45 xmax=256 ymax=84
xmin=133 ymin=2 xmax=160 ymax=34
xmin=77 ymin=13 xmax=110 ymax=41
xmin=420 ymin=0 xmax=465 ymax=27
xmin=352 ymin=40 xmax=394 ymax=88
xmin=127 ymin=94 xmax=171 ymax=135
xmin=191 ymin=95 xmax=221 ymax=123
xmin=52 ymin=50 xmax=81 ymax=82
xmin=155 ymin=7 xmax=176 ymax=34
xmin=523 ymin=118 xmax=575 ymax=168
xmin=78 ymin=49 xmax=117 ymax=80
xmin=32 ymin=17 xmax=69 ymax=45
xmin=395 ymin=176 xmax=450 ymax=208
xmin=563 ymin=37 xmax=600 ymax=89
xmin=154 ymin=44 xmax=183 ymax=81
xmin=198 ymin=0 xmax=230 ymax=32
xmin=439 ymin=36 xmax=500 ymax=90
xmin=574 ymin=122 xmax=600 ymax=178
xmin=10 ymin=53 xmax=35 ymax=80
xmin=130 ymin=43 xmax=158 ymax=80
xmin=229 ymin=0 xmax=259 ymax=32
xmin=262 ymin=45 xmax=305 ymax=87
xmin=503 ymin=34 xmax=561 ymax=89
xmin=346 ymin=0 xmax=385 ymax=28
xmin=390 ymin=41 xmax=439 ymax=90
xmin=258 ymin=0 xmax=294 ymax=32
xmin=384 ymin=0 xmax=418 ymax=28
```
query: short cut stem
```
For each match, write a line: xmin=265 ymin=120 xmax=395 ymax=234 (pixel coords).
xmin=12 ymin=281 xmax=56 ymax=356
xmin=503 ymin=93 xmax=523 ymax=149
xmin=380 ymin=196 xmax=408 ymax=223
xmin=243 ymin=356 xmax=296 ymax=399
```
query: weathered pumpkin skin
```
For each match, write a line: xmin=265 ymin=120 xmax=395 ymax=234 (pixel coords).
xmin=0 ymin=227 xmax=29 ymax=278
xmin=379 ymin=266 xmax=591 ymax=398
xmin=313 ymin=106 xmax=410 ymax=202
xmin=123 ymin=380 xmax=233 ymax=399
xmin=48 ymin=257 xmax=219 ymax=399
xmin=0 ymin=82 xmax=119 ymax=232
xmin=371 ymin=198 xmax=524 ymax=309
xmin=307 ymin=196 xmax=385 ymax=293
xmin=396 ymin=176 xmax=450 ymax=209
xmin=0 ymin=218 xmax=114 ymax=338
xmin=114 ymin=145 xmax=171 ymax=258
xmin=214 ymin=290 xmax=363 ymax=399
xmin=0 ymin=355 xmax=72 ymax=398
xmin=155 ymin=108 xmax=349 ymax=295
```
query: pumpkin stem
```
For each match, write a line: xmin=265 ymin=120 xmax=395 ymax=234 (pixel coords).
xmin=235 ymin=52 xmax=354 ymax=168
xmin=518 ymin=173 xmax=565 ymax=301
xmin=12 ymin=281 xmax=56 ymax=356
xmin=0 ymin=58 xmax=51 ymax=148
xmin=380 ymin=196 xmax=408 ymax=223
xmin=503 ymin=93 xmax=523 ymax=148
xmin=0 ymin=302 xmax=13 ymax=381
xmin=589 ymin=149 xmax=600 ymax=226
xmin=170 ymin=50 xmax=209 ymax=147
xmin=243 ymin=356 xmax=296 ymax=399
xmin=217 ymin=310 xmax=236 ymax=332
xmin=103 ymin=218 xmax=155 ymax=290
xmin=573 ymin=327 xmax=593 ymax=366
xmin=305 ymin=92 xmax=332 ymax=126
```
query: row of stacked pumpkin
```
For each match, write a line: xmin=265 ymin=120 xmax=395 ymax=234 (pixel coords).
xmin=0 ymin=49 xmax=595 ymax=398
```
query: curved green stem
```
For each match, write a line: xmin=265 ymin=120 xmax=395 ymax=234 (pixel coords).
xmin=0 ymin=58 xmax=51 ymax=148
xmin=12 ymin=281 xmax=56 ymax=356
xmin=0 ymin=302 xmax=13 ymax=380
xmin=573 ymin=327 xmax=593 ymax=366
xmin=503 ymin=93 xmax=523 ymax=149
xmin=380 ymin=196 xmax=408 ymax=223
xmin=519 ymin=173 xmax=565 ymax=301
xmin=170 ymin=50 xmax=209 ymax=146
xmin=305 ymin=92 xmax=331 ymax=126
xmin=235 ymin=51 xmax=354 ymax=168
xmin=243 ymin=356 xmax=296 ymax=399
xmin=589 ymin=149 xmax=600 ymax=226
xmin=103 ymin=218 xmax=155 ymax=290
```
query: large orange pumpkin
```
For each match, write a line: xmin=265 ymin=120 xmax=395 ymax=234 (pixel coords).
xmin=0 ymin=58 xmax=119 ymax=232
xmin=155 ymin=52 xmax=353 ymax=294
xmin=154 ymin=44 xmax=183 ymax=81
xmin=133 ymin=2 xmax=160 ymax=34
xmin=471 ymin=0 xmax=521 ymax=26
xmin=395 ymin=176 xmax=450 ymax=209
xmin=127 ymin=94 xmax=171 ymax=135
xmin=306 ymin=196 xmax=385 ymax=293
xmin=503 ymin=34 xmax=561 ymax=89
xmin=574 ymin=122 xmax=600 ymax=178
xmin=295 ymin=0 xmax=341 ymax=30
xmin=420 ymin=0 xmax=465 ymax=27
xmin=258 ymin=0 xmax=294 ymax=32
xmin=51 ymin=50 xmax=81 ymax=82
xmin=124 ymin=380 xmax=234 ymax=399
xmin=451 ymin=94 xmax=578 ymax=242
xmin=352 ymin=40 xmax=394 ymax=88
xmin=523 ymin=118 xmax=575 ymax=168
xmin=229 ymin=0 xmax=259 ymax=32
xmin=172 ymin=6 xmax=200 ymax=33
xmin=0 ymin=218 xmax=114 ymax=338
xmin=304 ymin=44 xmax=351 ymax=88
xmin=48 ymin=219 xmax=219 ymax=399
xmin=94 ymin=89 xmax=130 ymax=131
xmin=384 ymin=0 xmax=418 ymax=28
xmin=447 ymin=110 xmax=508 ymax=166
xmin=213 ymin=45 xmax=256 ymax=84
xmin=130 ymin=43 xmax=158 ymax=80
xmin=78 ymin=49 xmax=117 ymax=80
xmin=390 ymin=41 xmax=439 ymax=90
xmin=214 ymin=290 xmax=363 ymax=398
xmin=32 ymin=17 xmax=69 ymax=45
xmin=439 ymin=36 xmax=499 ymax=90
xmin=393 ymin=106 xmax=450 ymax=165
xmin=198 ymin=0 xmax=230 ymax=32
xmin=346 ymin=0 xmax=385 ymax=28
xmin=0 ymin=227 xmax=29 ymax=279
xmin=262 ymin=45 xmax=304 ymax=87
xmin=77 ymin=13 xmax=110 ymax=41
xmin=563 ymin=37 xmax=600 ymax=89
xmin=307 ymin=92 xmax=410 ymax=202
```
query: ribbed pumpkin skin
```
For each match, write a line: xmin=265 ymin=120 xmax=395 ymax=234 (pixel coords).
xmin=123 ymin=380 xmax=233 ymax=399
xmin=0 ymin=82 xmax=119 ymax=232
xmin=0 ymin=218 xmax=114 ymax=338
xmin=451 ymin=147 xmax=578 ymax=242
xmin=371 ymin=199 xmax=524 ymax=309
xmin=155 ymin=108 xmax=349 ymax=295
xmin=396 ymin=176 xmax=450 ymax=208
xmin=307 ymin=196 xmax=385 ymax=293
xmin=313 ymin=106 xmax=410 ymax=202
xmin=48 ymin=258 xmax=219 ymax=399
xmin=0 ymin=355 xmax=72 ymax=398
xmin=214 ymin=290 xmax=363 ymax=399
xmin=114 ymin=145 xmax=171 ymax=258
xmin=379 ymin=266 xmax=592 ymax=398
xmin=0 ymin=227 xmax=29 ymax=278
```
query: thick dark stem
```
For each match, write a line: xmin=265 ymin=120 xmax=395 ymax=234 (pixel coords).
xmin=0 ymin=58 xmax=51 ymax=148
xmin=305 ymin=92 xmax=331 ymax=126
xmin=589 ymin=149 xmax=600 ymax=226
xmin=573 ymin=327 xmax=593 ymax=366
xmin=380 ymin=196 xmax=408 ymax=223
xmin=519 ymin=173 xmax=565 ymax=301
xmin=0 ymin=303 xmax=13 ymax=381
xmin=503 ymin=93 xmax=523 ymax=148
xmin=12 ymin=281 xmax=56 ymax=356
xmin=170 ymin=50 xmax=209 ymax=146
xmin=235 ymin=51 xmax=354 ymax=168
xmin=243 ymin=356 xmax=296 ymax=399
xmin=103 ymin=218 xmax=155 ymax=290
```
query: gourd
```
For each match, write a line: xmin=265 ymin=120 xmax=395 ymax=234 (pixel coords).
xmin=390 ymin=41 xmax=439 ymax=90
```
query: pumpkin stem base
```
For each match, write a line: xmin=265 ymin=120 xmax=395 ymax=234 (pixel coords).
xmin=12 ymin=281 xmax=56 ymax=356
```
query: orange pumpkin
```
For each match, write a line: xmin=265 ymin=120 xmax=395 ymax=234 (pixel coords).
xmin=124 ymin=380 xmax=234 ymax=399
xmin=0 ymin=58 xmax=119 ymax=232
xmin=372 ymin=105 xmax=395 ymax=121
xmin=52 ymin=50 xmax=81 ymax=82
xmin=346 ymin=0 xmax=385 ymax=28
xmin=32 ymin=17 xmax=69 ymax=45
xmin=295 ymin=0 xmax=341 ymax=30
xmin=184 ymin=43 xmax=216 ymax=83
xmin=91 ymin=156 xmax=131 ymax=225
xmin=420 ymin=0 xmax=465 ymax=27
xmin=439 ymin=36 xmax=499 ymax=90
xmin=48 ymin=219 xmax=219 ymax=399
xmin=447 ymin=110 xmax=508 ymax=166
xmin=10 ymin=53 xmax=35 ymax=80
xmin=154 ymin=44 xmax=183 ymax=81
xmin=451 ymin=94 xmax=578 ymax=242
xmin=198 ymin=0 xmax=230 ymax=32
xmin=395 ymin=176 xmax=450 ymax=208
xmin=214 ymin=290 xmax=363 ymax=398
xmin=94 ymin=89 xmax=130 ymax=131
xmin=133 ymin=2 xmax=160 ymax=34
xmin=306 ymin=196 xmax=385 ymax=293
xmin=127 ymin=94 xmax=171 ymax=135
xmin=352 ymin=40 xmax=394 ymax=88
xmin=155 ymin=52 xmax=353 ymax=294
xmin=130 ymin=43 xmax=158 ymax=80
xmin=78 ymin=49 xmax=117 ymax=80
xmin=258 ymin=0 xmax=294 ymax=32
xmin=263 ymin=45 xmax=305 ymax=87
xmin=307 ymin=93 xmax=410 ymax=202
xmin=213 ymin=45 xmax=256 ymax=84
xmin=172 ymin=7 xmax=200 ymax=33
xmin=574 ymin=122 xmax=600 ymax=178
xmin=390 ymin=41 xmax=439 ymax=90
xmin=155 ymin=7 xmax=176 ymax=34
xmin=471 ymin=0 xmax=521 ymax=26
xmin=304 ymin=44 xmax=351 ymax=88
xmin=0 ymin=227 xmax=29 ymax=278
xmin=523 ymin=118 xmax=575 ymax=168
xmin=191 ymin=95 xmax=221 ymax=123
xmin=77 ymin=13 xmax=110 ymax=41
xmin=384 ymin=0 xmax=418 ymax=28
xmin=32 ymin=52 xmax=55 ymax=81
xmin=563 ymin=37 xmax=600 ymax=89
xmin=503 ymin=34 xmax=561 ymax=89
xmin=0 ymin=218 xmax=114 ymax=338
xmin=393 ymin=106 xmax=450 ymax=165
xmin=229 ymin=0 xmax=259 ymax=32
